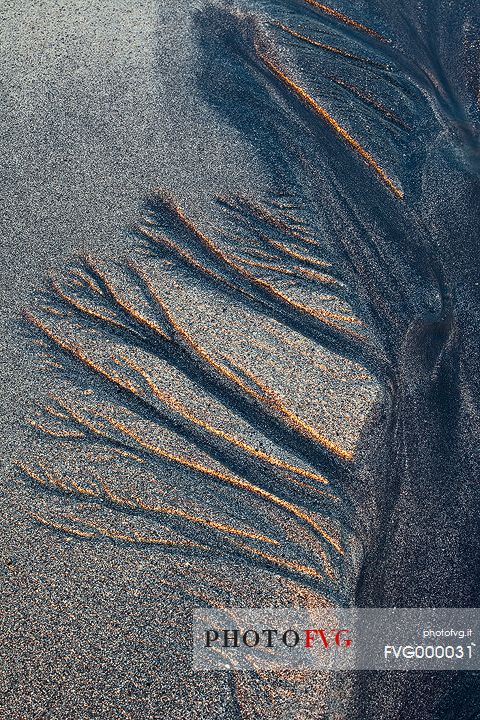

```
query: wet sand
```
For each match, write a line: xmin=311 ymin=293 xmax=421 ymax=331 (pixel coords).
xmin=2 ymin=1 xmax=480 ymax=718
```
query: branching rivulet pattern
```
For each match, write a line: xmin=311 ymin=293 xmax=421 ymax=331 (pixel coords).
xmin=18 ymin=0 xmax=480 ymax=622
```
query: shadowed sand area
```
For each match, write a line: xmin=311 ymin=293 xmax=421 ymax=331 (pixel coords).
xmin=2 ymin=0 xmax=480 ymax=718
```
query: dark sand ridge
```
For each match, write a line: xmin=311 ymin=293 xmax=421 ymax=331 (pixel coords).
xmin=2 ymin=1 xmax=480 ymax=718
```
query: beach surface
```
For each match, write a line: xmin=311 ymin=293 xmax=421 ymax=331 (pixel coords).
xmin=2 ymin=1 xmax=479 ymax=718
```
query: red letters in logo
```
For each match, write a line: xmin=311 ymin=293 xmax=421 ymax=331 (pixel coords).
xmin=305 ymin=629 xmax=351 ymax=648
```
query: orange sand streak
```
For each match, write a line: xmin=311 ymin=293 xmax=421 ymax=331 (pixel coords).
xmin=232 ymin=255 xmax=337 ymax=284
xmin=131 ymin=494 xmax=278 ymax=545
xmin=147 ymin=203 xmax=362 ymax=329
xmin=236 ymin=541 xmax=324 ymax=579
xmin=30 ymin=512 xmax=96 ymax=539
xmin=276 ymin=22 xmax=386 ymax=64
xmin=229 ymin=196 xmax=320 ymax=246
xmin=51 ymin=279 xmax=132 ymax=334
xmin=82 ymin=258 xmax=170 ymax=340
xmin=258 ymin=52 xmax=403 ymax=199
xmin=139 ymin=226 xmax=253 ymax=300
xmin=119 ymin=353 xmax=330 ymax=484
xmin=265 ymin=238 xmax=332 ymax=267
xmin=303 ymin=0 xmax=386 ymax=42
xmin=24 ymin=312 xmax=141 ymax=397
xmin=127 ymin=283 xmax=352 ymax=466
xmin=26 ymin=419 xmax=85 ymax=438
xmin=72 ymin=269 xmax=104 ymax=295
xmin=224 ymin=352 xmax=353 ymax=462
xmin=95 ymin=411 xmax=343 ymax=554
